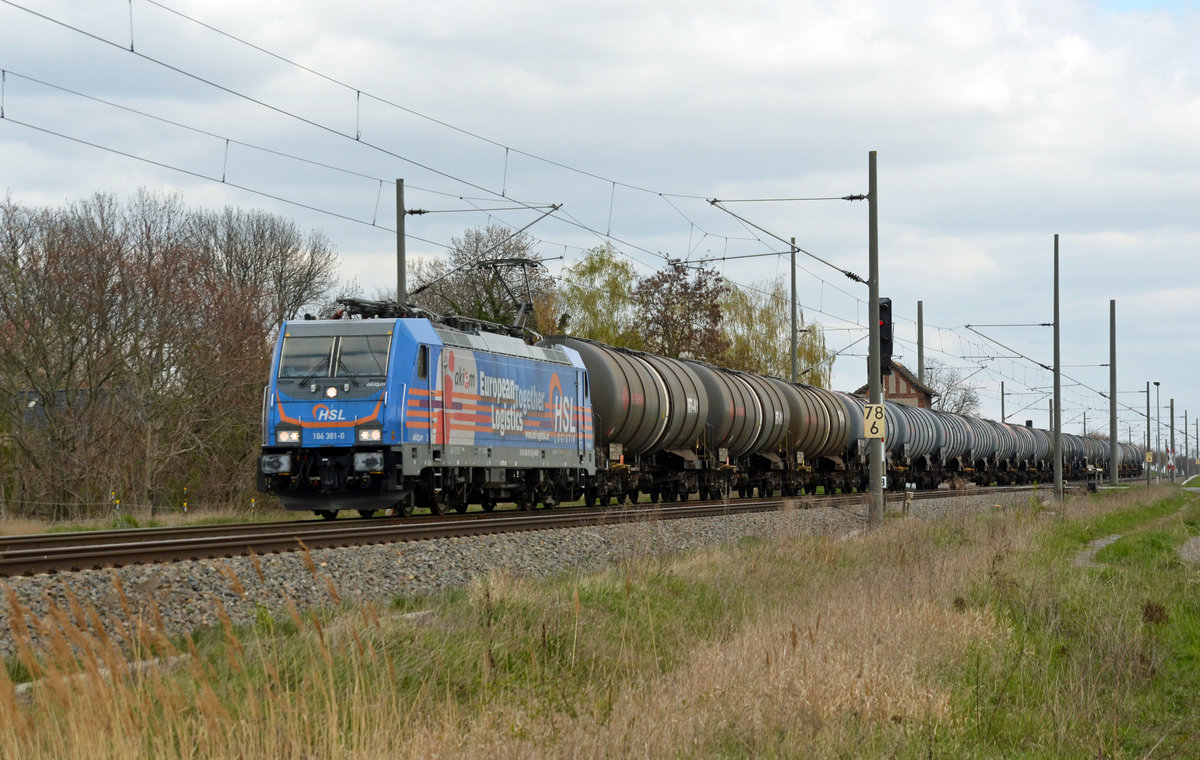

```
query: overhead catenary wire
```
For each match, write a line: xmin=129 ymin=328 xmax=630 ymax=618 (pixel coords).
xmin=3 ymin=4 xmax=1180 ymax=431
xmin=708 ymin=198 xmax=866 ymax=284
xmin=3 ymin=1 xmax=875 ymax=333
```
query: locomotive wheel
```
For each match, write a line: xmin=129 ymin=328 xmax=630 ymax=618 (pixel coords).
xmin=316 ymin=510 xmax=338 ymax=520
xmin=583 ymin=489 xmax=596 ymax=508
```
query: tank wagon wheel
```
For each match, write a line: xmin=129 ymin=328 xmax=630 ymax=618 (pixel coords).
xmin=316 ymin=510 xmax=338 ymax=520
xmin=583 ymin=488 xmax=597 ymax=508
xmin=420 ymin=490 xmax=448 ymax=516
xmin=393 ymin=499 xmax=414 ymax=518
xmin=481 ymin=499 xmax=496 ymax=512
xmin=518 ymin=497 xmax=535 ymax=512
xmin=453 ymin=500 xmax=470 ymax=514
xmin=628 ymin=489 xmax=640 ymax=505
xmin=357 ymin=509 xmax=377 ymax=518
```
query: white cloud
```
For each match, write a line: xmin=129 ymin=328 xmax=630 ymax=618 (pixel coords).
xmin=2 ymin=0 xmax=1198 ymax=432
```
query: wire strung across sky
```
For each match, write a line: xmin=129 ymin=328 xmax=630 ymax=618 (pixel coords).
xmin=0 ymin=0 xmax=1151 ymax=434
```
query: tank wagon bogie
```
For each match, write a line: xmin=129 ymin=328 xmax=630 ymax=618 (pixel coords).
xmin=258 ymin=305 xmax=1148 ymax=517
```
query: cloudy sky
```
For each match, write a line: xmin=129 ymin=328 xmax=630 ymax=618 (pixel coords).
xmin=2 ymin=0 xmax=1198 ymax=450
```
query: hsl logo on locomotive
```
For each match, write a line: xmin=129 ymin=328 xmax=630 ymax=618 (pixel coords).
xmin=312 ymin=404 xmax=346 ymax=422
xmin=549 ymin=373 xmax=577 ymax=434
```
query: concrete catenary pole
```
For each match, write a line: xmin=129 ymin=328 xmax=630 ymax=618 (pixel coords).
xmin=396 ymin=179 xmax=406 ymax=304
xmin=1170 ymin=398 xmax=1176 ymax=482
xmin=791 ymin=237 xmax=798 ymax=383
xmin=1051 ymin=234 xmax=1060 ymax=501
xmin=1155 ymin=382 xmax=1161 ymax=483
xmin=1146 ymin=382 xmax=1152 ymax=489
xmin=1110 ymin=300 xmax=1119 ymax=485
xmin=917 ymin=300 xmax=925 ymax=385
xmin=1001 ymin=381 xmax=1006 ymax=422
xmin=1053 ymin=234 xmax=1062 ymax=500
xmin=868 ymin=151 xmax=884 ymax=526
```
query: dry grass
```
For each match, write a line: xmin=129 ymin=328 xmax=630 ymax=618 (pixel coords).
xmin=0 ymin=486 xmax=1192 ymax=758
xmin=0 ymin=505 xmax=290 ymax=536
xmin=410 ymin=514 xmax=1018 ymax=759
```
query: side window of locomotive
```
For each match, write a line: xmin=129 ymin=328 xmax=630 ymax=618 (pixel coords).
xmin=583 ymin=372 xmax=589 ymax=400
xmin=337 ymin=333 xmax=392 ymax=378
xmin=278 ymin=335 xmax=334 ymax=379
xmin=417 ymin=345 xmax=429 ymax=380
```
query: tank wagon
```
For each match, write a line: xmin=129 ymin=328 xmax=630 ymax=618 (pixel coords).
xmin=257 ymin=302 xmax=1146 ymax=518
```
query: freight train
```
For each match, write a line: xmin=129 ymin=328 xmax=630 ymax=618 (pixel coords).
xmin=257 ymin=300 xmax=1145 ymax=518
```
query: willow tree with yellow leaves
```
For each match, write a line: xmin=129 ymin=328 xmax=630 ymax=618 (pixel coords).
xmin=721 ymin=278 xmax=833 ymax=387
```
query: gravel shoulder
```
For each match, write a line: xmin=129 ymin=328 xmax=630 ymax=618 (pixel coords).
xmin=0 ymin=491 xmax=1034 ymax=661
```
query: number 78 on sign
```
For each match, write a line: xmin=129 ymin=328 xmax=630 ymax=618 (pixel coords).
xmin=864 ymin=404 xmax=886 ymax=439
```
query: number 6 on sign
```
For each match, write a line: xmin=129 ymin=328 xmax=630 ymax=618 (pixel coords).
xmin=864 ymin=404 xmax=886 ymax=439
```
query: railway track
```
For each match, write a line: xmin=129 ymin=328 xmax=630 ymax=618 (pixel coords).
xmin=0 ymin=485 xmax=1040 ymax=577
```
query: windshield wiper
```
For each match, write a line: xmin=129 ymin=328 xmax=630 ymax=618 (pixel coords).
xmin=336 ymin=358 xmax=361 ymax=386
xmin=298 ymin=355 xmax=331 ymax=387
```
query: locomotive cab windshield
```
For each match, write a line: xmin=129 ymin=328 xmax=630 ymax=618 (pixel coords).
xmin=277 ymin=323 xmax=393 ymax=391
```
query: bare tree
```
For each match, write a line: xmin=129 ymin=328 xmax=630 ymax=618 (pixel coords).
xmin=188 ymin=206 xmax=340 ymax=331
xmin=0 ymin=193 xmax=143 ymax=516
xmin=632 ymin=257 xmax=729 ymax=363
xmin=924 ymin=358 xmax=981 ymax=416
xmin=0 ymin=192 xmax=342 ymax=518
xmin=409 ymin=225 xmax=558 ymax=332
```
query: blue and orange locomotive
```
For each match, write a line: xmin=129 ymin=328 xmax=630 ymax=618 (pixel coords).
xmin=257 ymin=300 xmax=595 ymax=518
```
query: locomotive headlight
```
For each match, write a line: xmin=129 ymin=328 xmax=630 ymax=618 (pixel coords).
xmin=357 ymin=427 xmax=383 ymax=443
xmin=276 ymin=429 xmax=301 ymax=444
xmin=325 ymin=386 xmax=338 ymax=399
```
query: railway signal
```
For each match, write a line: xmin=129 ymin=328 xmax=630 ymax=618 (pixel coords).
xmin=879 ymin=297 xmax=893 ymax=376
